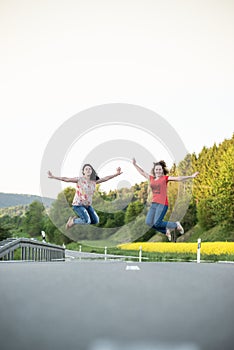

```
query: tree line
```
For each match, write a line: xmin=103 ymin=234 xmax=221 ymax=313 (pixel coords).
xmin=0 ymin=134 xmax=233 ymax=244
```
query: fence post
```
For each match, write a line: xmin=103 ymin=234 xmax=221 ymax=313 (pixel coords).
xmin=41 ymin=230 xmax=46 ymax=243
xmin=197 ymin=238 xmax=201 ymax=263
xmin=104 ymin=246 xmax=107 ymax=261
xmin=139 ymin=246 xmax=142 ymax=262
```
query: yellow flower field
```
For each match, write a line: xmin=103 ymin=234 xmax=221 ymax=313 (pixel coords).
xmin=118 ymin=242 xmax=234 ymax=256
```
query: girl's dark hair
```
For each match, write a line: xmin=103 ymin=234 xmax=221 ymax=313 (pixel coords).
xmin=82 ymin=163 xmax=100 ymax=181
xmin=151 ymin=160 xmax=169 ymax=175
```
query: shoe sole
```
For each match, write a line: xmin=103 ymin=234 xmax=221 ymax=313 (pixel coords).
xmin=176 ymin=222 xmax=184 ymax=234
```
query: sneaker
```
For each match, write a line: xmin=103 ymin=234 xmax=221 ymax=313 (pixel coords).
xmin=166 ymin=229 xmax=172 ymax=241
xmin=66 ymin=217 xmax=74 ymax=230
xmin=176 ymin=221 xmax=184 ymax=234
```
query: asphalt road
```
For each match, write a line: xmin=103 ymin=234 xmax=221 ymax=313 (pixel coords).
xmin=1 ymin=258 xmax=234 ymax=350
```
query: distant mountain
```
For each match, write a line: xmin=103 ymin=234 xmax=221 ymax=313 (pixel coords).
xmin=0 ymin=192 xmax=54 ymax=209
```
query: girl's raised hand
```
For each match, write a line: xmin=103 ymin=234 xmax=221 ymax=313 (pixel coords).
xmin=116 ymin=167 xmax=123 ymax=175
xmin=48 ymin=170 xmax=53 ymax=178
xmin=192 ymin=172 xmax=199 ymax=178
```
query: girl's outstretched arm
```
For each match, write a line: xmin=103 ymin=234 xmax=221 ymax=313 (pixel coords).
xmin=132 ymin=158 xmax=149 ymax=179
xmin=96 ymin=167 xmax=123 ymax=184
xmin=168 ymin=172 xmax=199 ymax=182
xmin=48 ymin=170 xmax=78 ymax=183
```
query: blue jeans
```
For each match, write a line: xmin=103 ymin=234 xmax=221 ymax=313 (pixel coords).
xmin=146 ymin=203 xmax=177 ymax=234
xmin=72 ymin=205 xmax=99 ymax=225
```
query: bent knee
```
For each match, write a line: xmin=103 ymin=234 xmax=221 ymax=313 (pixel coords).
xmin=145 ymin=218 xmax=152 ymax=227
xmin=91 ymin=216 xmax=99 ymax=225
xmin=153 ymin=220 xmax=162 ymax=227
xmin=81 ymin=215 xmax=91 ymax=224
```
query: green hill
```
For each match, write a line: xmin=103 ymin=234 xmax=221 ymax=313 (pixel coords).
xmin=177 ymin=223 xmax=234 ymax=243
xmin=0 ymin=192 xmax=54 ymax=209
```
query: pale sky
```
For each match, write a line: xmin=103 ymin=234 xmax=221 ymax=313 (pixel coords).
xmin=1 ymin=0 xmax=233 ymax=197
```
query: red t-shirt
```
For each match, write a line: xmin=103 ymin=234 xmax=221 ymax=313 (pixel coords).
xmin=149 ymin=175 xmax=169 ymax=205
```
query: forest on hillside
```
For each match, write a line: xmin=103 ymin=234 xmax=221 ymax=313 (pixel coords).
xmin=0 ymin=134 xmax=233 ymax=245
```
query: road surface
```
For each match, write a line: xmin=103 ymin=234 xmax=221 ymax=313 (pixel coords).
xmin=1 ymin=258 xmax=234 ymax=350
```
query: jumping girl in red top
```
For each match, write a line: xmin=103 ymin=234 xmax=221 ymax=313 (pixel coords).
xmin=132 ymin=158 xmax=199 ymax=241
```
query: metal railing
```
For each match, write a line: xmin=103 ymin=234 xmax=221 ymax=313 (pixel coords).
xmin=0 ymin=238 xmax=65 ymax=262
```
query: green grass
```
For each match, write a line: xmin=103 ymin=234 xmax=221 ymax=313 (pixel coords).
xmin=67 ymin=242 xmax=131 ymax=255
xmin=66 ymin=242 xmax=234 ymax=262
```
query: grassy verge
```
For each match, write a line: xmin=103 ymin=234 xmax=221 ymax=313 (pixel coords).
xmin=66 ymin=242 xmax=234 ymax=262
xmin=66 ymin=242 xmax=132 ymax=255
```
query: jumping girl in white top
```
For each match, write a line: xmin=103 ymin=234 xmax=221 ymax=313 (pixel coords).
xmin=48 ymin=164 xmax=122 ymax=229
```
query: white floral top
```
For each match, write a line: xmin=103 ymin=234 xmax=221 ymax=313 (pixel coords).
xmin=72 ymin=177 xmax=96 ymax=206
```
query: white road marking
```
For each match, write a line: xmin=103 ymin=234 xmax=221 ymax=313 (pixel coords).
xmin=125 ymin=265 xmax=140 ymax=270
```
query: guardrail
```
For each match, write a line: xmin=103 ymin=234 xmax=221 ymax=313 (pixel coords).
xmin=0 ymin=238 xmax=65 ymax=262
